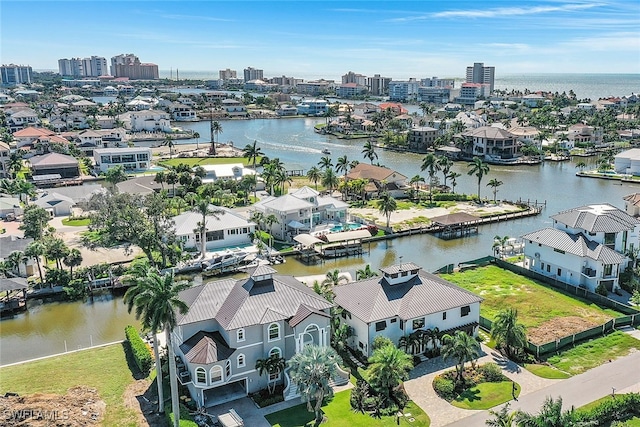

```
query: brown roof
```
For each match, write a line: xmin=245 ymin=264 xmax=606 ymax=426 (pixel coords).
xmin=29 ymin=152 xmax=79 ymax=168
xmin=179 ymin=331 xmax=235 ymax=365
xmin=430 ymin=212 xmax=478 ymax=226
xmin=13 ymin=127 xmax=54 ymax=138
xmin=289 ymin=304 xmax=330 ymax=328
xmin=623 ymin=193 xmax=640 ymax=207
xmin=345 ymin=163 xmax=407 ymax=182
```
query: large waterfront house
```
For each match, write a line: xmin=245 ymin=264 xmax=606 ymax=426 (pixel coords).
xmin=344 ymin=163 xmax=409 ymax=199
xmin=128 ymin=110 xmax=171 ymax=132
xmin=461 ymin=126 xmax=520 ymax=161
xmin=93 ymin=147 xmax=152 ymax=173
xmin=200 ymin=164 xmax=256 ymax=184
xmin=171 ymin=265 xmax=342 ymax=407
xmin=614 ymin=148 xmax=640 ymax=175
xmin=521 ymin=204 xmax=639 ymax=293
xmin=28 ymin=152 xmax=80 ymax=180
xmin=173 ymin=206 xmax=255 ymax=252
xmin=333 ymin=262 xmax=482 ymax=357
xmin=253 ymin=186 xmax=348 ymax=240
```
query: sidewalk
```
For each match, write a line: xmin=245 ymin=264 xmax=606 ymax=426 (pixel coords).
xmin=404 ymin=344 xmax=560 ymax=427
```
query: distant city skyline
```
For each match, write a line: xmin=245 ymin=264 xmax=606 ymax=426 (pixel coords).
xmin=2 ymin=1 xmax=639 ymax=81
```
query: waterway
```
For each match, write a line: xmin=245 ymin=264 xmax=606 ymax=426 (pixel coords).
xmin=1 ymin=117 xmax=636 ymax=365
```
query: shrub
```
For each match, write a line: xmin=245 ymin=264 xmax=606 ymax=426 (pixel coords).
xmin=125 ymin=325 xmax=153 ymax=374
xmin=595 ymin=283 xmax=609 ymax=296
xmin=479 ymin=363 xmax=505 ymax=382
xmin=433 ymin=193 xmax=472 ymax=202
xmin=576 ymin=393 xmax=640 ymax=424
xmin=433 ymin=375 xmax=456 ymax=400
xmin=63 ymin=278 xmax=87 ymax=301
xmin=372 ymin=336 xmax=394 ymax=351
xmin=165 ymin=404 xmax=199 ymax=427
xmin=45 ymin=268 xmax=71 ymax=288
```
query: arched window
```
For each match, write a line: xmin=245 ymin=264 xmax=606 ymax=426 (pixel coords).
xmin=225 ymin=360 xmax=231 ymax=378
xmin=268 ymin=323 xmax=280 ymax=342
xmin=210 ymin=365 xmax=223 ymax=384
xmin=195 ymin=367 xmax=206 ymax=385
xmin=237 ymin=353 xmax=246 ymax=368
xmin=237 ymin=328 xmax=245 ymax=342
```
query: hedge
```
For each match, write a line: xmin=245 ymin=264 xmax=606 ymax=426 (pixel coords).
xmin=125 ymin=325 xmax=153 ymax=374
xmin=575 ymin=393 xmax=640 ymax=424
xmin=166 ymin=404 xmax=199 ymax=427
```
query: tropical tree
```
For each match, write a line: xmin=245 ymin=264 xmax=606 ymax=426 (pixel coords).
xmin=192 ymin=196 xmax=224 ymax=258
xmin=8 ymin=150 xmax=24 ymax=178
xmin=515 ymin=396 xmax=579 ymax=427
xmin=486 ymin=402 xmax=518 ymax=427
xmin=355 ymin=264 xmax=377 ymax=280
xmin=162 ymin=134 xmax=176 ymax=159
xmin=493 ymin=235 xmax=511 ymax=258
xmin=306 ymin=166 xmax=322 ymax=190
xmin=24 ymin=240 xmax=46 ymax=282
xmin=491 ymin=308 xmax=527 ymax=360
xmin=255 ymin=353 xmax=286 ymax=395
xmin=321 ymin=269 xmax=349 ymax=299
xmin=362 ymin=140 xmax=378 ymax=164
xmin=440 ymin=330 xmax=480 ymax=385
xmin=409 ymin=175 xmax=425 ymax=201
xmin=288 ymin=345 xmax=340 ymax=425
xmin=104 ymin=165 xmax=128 ymax=190
xmin=335 ymin=155 xmax=349 ymax=175
xmin=575 ymin=161 xmax=587 ymax=172
xmin=45 ymin=237 xmax=70 ymax=270
xmin=377 ymin=192 xmax=397 ymax=229
xmin=367 ymin=343 xmax=413 ymax=401
xmin=318 ymin=155 xmax=333 ymax=171
xmin=210 ymin=121 xmax=222 ymax=155
xmin=63 ymin=248 xmax=83 ymax=278
xmin=192 ymin=131 xmax=200 ymax=149
xmin=467 ymin=156 xmax=490 ymax=202
xmin=321 ymin=168 xmax=339 ymax=196
xmin=263 ymin=214 xmax=279 ymax=248
xmin=243 ymin=140 xmax=263 ymax=170
xmin=487 ymin=178 xmax=503 ymax=203
xmin=421 ymin=153 xmax=441 ymax=202
xmin=19 ymin=205 xmax=51 ymax=240
xmin=438 ymin=156 xmax=454 ymax=188
xmin=448 ymin=172 xmax=462 ymax=194
xmin=125 ymin=270 xmax=189 ymax=427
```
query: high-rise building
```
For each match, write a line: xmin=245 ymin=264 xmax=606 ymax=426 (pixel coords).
xmin=1 ymin=64 xmax=33 ymax=86
xmin=219 ymin=68 xmax=237 ymax=80
xmin=243 ymin=67 xmax=263 ymax=82
xmin=367 ymin=74 xmax=392 ymax=96
xmin=465 ymin=62 xmax=495 ymax=93
xmin=388 ymin=78 xmax=420 ymax=102
xmin=341 ymin=71 xmax=367 ymax=86
xmin=110 ymin=54 xmax=159 ymax=80
xmin=59 ymin=56 xmax=108 ymax=77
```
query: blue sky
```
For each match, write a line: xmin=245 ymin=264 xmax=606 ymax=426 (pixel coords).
xmin=2 ymin=1 xmax=639 ymax=80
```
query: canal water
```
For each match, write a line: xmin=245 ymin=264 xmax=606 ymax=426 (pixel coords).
xmin=1 ymin=118 xmax=634 ymax=365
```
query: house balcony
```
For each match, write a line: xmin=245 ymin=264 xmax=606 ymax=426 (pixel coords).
xmin=176 ymin=356 xmax=192 ymax=385
xmin=582 ymin=267 xmax=597 ymax=278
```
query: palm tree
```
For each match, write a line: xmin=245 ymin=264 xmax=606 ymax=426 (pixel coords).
xmin=318 ymin=155 xmax=333 ymax=171
xmin=438 ymin=156 xmax=454 ymax=188
xmin=125 ymin=270 xmax=189 ymax=427
xmin=250 ymin=211 xmax=265 ymax=237
xmin=243 ymin=140 xmax=263 ymax=170
xmin=63 ymin=248 xmax=83 ymax=278
xmin=154 ymin=171 xmax=166 ymax=190
xmin=367 ymin=344 xmax=413 ymax=400
xmin=166 ymin=170 xmax=179 ymax=197
xmin=377 ymin=192 xmax=397 ymax=229
xmin=8 ymin=150 xmax=25 ymax=178
xmin=409 ymin=175 xmax=425 ymax=201
xmin=421 ymin=153 xmax=441 ymax=203
xmin=321 ymin=269 xmax=349 ymax=299
xmin=515 ymin=396 xmax=578 ymax=427
xmin=467 ymin=156 xmax=490 ymax=202
xmin=362 ymin=140 xmax=378 ymax=164
xmin=447 ymin=172 xmax=462 ymax=194
xmin=355 ymin=264 xmax=377 ymax=280
xmin=162 ymin=134 xmax=176 ymax=159
xmin=210 ymin=121 xmax=222 ymax=155
xmin=493 ymin=235 xmax=511 ymax=258
xmin=192 ymin=131 xmax=200 ymax=149
xmin=335 ymin=155 xmax=349 ymax=176
xmin=486 ymin=403 xmax=518 ymax=427
xmin=288 ymin=345 xmax=340 ymax=425
xmin=440 ymin=330 xmax=480 ymax=385
xmin=487 ymin=178 xmax=503 ymax=203
xmin=306 ymin=166 xmax=322 ymax=190
xmin=24 ymin=241 xmax=45 ymax=283
xmin=104 ymin=165 xmax=128 ymax=191
xmin=192 ymin=196 xmax=224 ymax=258
xmin=255 ymin=353 xmax=286 ymax=395
xmin=321 ymin=168 xmax=339 ymax=196
xmin=491 ymin=308 xmax=527 ymax=360
xmin=263 ymin=214 xmax=279 ymax=247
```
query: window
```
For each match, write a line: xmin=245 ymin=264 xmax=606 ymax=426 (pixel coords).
xmin=375 ymin=321 xmax=387 ymax=331
xmin=237 ymin=328 xmax=245 ymax=342
xmin=604 ymin=233 xmax=615 ymax=247
xmin=390 ymin=318 xmax=397 ymax=323
xmin=557 ymin=268 xmax=562 ymax=276
xmin=268 ymin=323 xmax=280 ymax=341
xmin=604 ymin=264 xmax=613 ymax=276
xmin=210 ymin=366 xmax=223 ymax=383
xmin=546 ymin=264 xmax=551 ymax=273
xmin=553 ymin=248 xmax=565 ymax=254
xmin=442 ymin=312 xmax=447 ymax=320
xmin=461 ymin=306 xmax=471 ymax=317
xmin=195 ymin=367 xmax=206 ymax=384
xmin=225 ymin=360 xmax=231 ymax=378
xmin=623 ymin=231 xmax=628 ymax=252
xmin=358 ymin=341 xmax=364 ymax=349
xmin=237 ymin=354 xmax=246 ymax=368
xmin=412 ymin=318 xmax=425 ymax=330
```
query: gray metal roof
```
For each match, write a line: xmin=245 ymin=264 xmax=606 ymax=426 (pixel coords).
xmin=333 ymin=268 xmax=482 ymax=323
xmin=379 ymin=262 xmax=421 ymax=275
xmin=179 ymin=331 xmax=235 ymax=364
xmin=0 ymin=236 xmax=34 ymax=259
xmin=177 ymin=275 xmax=333 ymax=330
xmin=550 ymin=204 xmax=639 ymax=233
xmin=522 ymin=228 xmax=626 ymax=264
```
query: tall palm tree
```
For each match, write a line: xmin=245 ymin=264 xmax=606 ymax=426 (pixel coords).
xmin=421 ymin=153 xmax=441 ymax=203
xmin=210 ymin=121 xmax=222 ymax=155
xmin=367 ymin=343 xmax=413 ymax=400
xmin=255 ymin=353 xmax=286 ymax=395
xmin=362 ymin=140 xmax=378 ymax=164
xmin=243 ymin=140 xmax=263 ymax=170
xmin=318 ymin=156 xmax=333 ymax=171
xmin=162 ymin=134 xmax=176 ymax=159
xmin=263 ymin=214 xmax=279 ymax=247
xmin=8 ymin=150 xmax=25 ymax=178
xmin=447 ymin=172 xmax=462 ymax=194
xmin=288 ymin=345 xmax=340 ymax=425
xmin=440 ymin=330 xmax=480 ymax=385
xmin=306 ymin=166 xmax=322 ymax=190
xmin=335 ymin=155 xmax=349 ymax=176
xmin=125 ymin=270 xmax=189 ymax=427
xmin=438 ymin=156 xmax=454 ymax=188
xmin=409 ymin=175 xmax=425 ymax=201
xmin=377 ymin=192 xmax=397 ymax=229
xmin=250 ymin=211 xmax=265 ymax=237
xmin=491 ymin=308 xmax=527 ymax=360
xmin=487 ymin=178 xmax=503 ymax=203
xmin=192 ymin=131 xmax=200 ymax=149
xmin=63 ymin=248 xmax=83 ymax=278
xmin=192 ymin=196 xmax=224 ymax=258
xmin=467 ymin=156 xmax=490 ymax=202
xmin=321 ymin=269 xmax=349 ymax=299
xmin=24 ymin=241 xmax=45 ymax=283
xmin=321 ymin=168 xmax=339 ymax=196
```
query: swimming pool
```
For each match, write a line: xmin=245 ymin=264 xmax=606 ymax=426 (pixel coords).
xmin=329 ymin=223 xmax=365 ymax=233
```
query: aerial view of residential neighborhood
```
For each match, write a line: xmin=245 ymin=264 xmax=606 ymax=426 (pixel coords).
xmin=1 ymin=1 xmax=640 ymax=426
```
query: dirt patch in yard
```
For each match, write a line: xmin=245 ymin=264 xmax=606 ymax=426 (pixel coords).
xmin=528 ymin=316 xmax=598 ymax=345
xmin=0 ymin=386 xmax=105 ymax=426
xmin=123 ymin=379 xmax=165 ymax=427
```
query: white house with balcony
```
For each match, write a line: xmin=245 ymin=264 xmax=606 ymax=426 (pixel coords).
xmin=171 ymin=265 xmax=346 ymax=407
xmin=129 ymin=110 xmax=171 ymax=132
xmin=173 ymin=206 xmax=255 ymax=252
xmin=521 ymin=204 xmax=640 ymax=293
xmin=333 ymin=262 xmax=482 ymax=357
xmin=93 ymin=147 xmax=152 ymax=173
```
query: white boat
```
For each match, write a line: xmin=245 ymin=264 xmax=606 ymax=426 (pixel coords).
xmin=322 ymin=149 xmax=331 ymax=155
xmin=204 ymin=251 xmax=248 ymax=271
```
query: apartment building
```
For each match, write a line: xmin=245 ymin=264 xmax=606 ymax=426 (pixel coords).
xmin=110 ymin=54 xmax=159 ymax=80
xmin=466 ymin=62 xmax=495 ymax=93
xmin=1 ymin=64 xmax=33 ymax=86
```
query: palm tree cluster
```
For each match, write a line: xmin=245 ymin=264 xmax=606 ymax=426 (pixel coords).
xmin=440 ymin=330 xmax=481 ymax=386
xmin=399 ymin=327 xmax=442 ymax=356
xmin=490 ymin=308 xmax=527 ymax=361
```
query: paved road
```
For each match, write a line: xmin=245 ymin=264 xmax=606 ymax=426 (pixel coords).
xmin=445 ymin=350 xmax=640 ymax=427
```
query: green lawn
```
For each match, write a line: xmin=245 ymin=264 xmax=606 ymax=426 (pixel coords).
xmin=451 ymin=381 xmax=520 ymax=410
xmin=523 ymin=363 xmax=572 ymax=379
xmin=158 ymin=156 xmax=255 ymax=168
xmin=266 ymin=390 xmax=430 ymax=427
xmin=440 ymin=265 xmax=621 ymax=329
xmin=62 ymin=217 xmax=91 ymax=226
xmin=543 ymin=331 xmax=640 ymax=375
xmin=0 ymin=343 xmax=148 ymax=426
